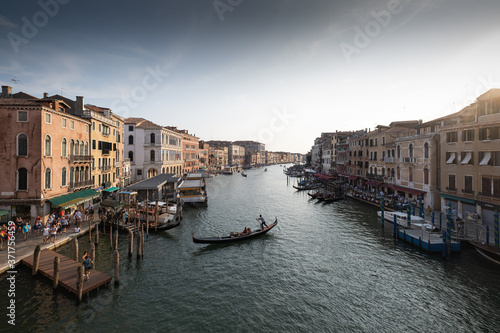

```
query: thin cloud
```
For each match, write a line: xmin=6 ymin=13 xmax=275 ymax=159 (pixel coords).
xmin=0 ymin=14 xmax=16 ymax=28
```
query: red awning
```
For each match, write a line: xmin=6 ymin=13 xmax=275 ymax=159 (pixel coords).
xmin=314 ymin=173 xmax=337 ymax=181
xmin=392 ymin=185 xmax=425 ymax=196
xmin=349 ymin=176 xmax=359 ymax=180
xmin=380 ymin=183 xmax=392 ymax=188
xmin=365 ymin=180 xmax=375 ymax=185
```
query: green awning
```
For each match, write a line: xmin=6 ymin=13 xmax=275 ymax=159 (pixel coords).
xmin=103 ymin=187 xmax=120 ymax=192
xmin=49 ymin=189 xmax=100 ymax=209
xmin=0 ymin=209 xmax=9 ymax=217
xmin=440 ymin=193 xmax=475 ymax=205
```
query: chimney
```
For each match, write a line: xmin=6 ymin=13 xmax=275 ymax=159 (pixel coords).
xmin=1 ymin=86 xmax=12 ymax=98
xmin=75 ymin=96 xmax=84 ymax=116
xmin=43 ymin=92 xmax=48 ymax=98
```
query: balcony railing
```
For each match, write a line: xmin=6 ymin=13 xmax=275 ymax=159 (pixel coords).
xmin=402 ymin=157 xmax=418 ymax=163
xmin=462 ymin=189 xmax=475 ymax=195
xmin=69 ymin=179 xmax=93 ymax=190
xmin=100 ymin=165 xmax=111 ymax=171
xmin=70 ymin=154 xmax=92 ymax=163
xmin=384 ymin=157 xmax=395 ymax=163
xmin=446 ymin=187 xmax=457 ymax=191
xmin=479 ymin=191 xmax=500 ymax=198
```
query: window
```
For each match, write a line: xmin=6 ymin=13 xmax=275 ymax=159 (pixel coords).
xmin=481 ymin=177 xmax=500 ymax=198
xmin=17 ymin=168 xmax=28 ymax=191
xmin=61 ymin=167 xmax=67 ymax=186
xmin=137 ymin=169 xmax=142 ymax=176
xmin=464 ymin=176 xmax=473 ymax=194
xmin=150 ymin=150 xmax=155 ymax=161
xmin=397 ymin=145 xmax=401 ymax=158
xmin=129 ymin=126 xmax=134 ymax=131
xmin=92 ymin=121 xmax=95 ymax=131
xmin=44 ymin=135 xmax=52 ymax=157
xmin=128 ymin=151 xmax=134 ymax=162
xmin=409 ymin=167 xmax=413 ymax=182
xmin=448 ymin=174 xmax=456 ymax=191
xmin=446 ymin=131 xmax=458 ymax=143
xmin=70 ymin=120 xmax=75 ymax=130
xmin=479 ymin=126 xmax=500 ymax=140
xmin=85 ymin=124 xmax=89 ymax=133
xmin=62 ymin=118 xmax=67 ymax=128
xmin=446 ymin=152 xmax=456 ymax=164
xmin=424 ymin=143 xmax=429 ymax=159
xmin=44 ymin=113 xmax=51 ymax=124
xmin=461 ymin=152 xmax=473 ymax=165
xmin=151 ymin=133 xmax=156 ymax=143
xmin=99 ymin=124 xmax=102 ymax=132
xmin=61 ymin=138 xmax=67 ymax=157
xmin=423 ymin=168 xmax=429 ymax=185
xmin=397 ymin=166 xmax=400 ymax=180
xmin=409 ymin=144 xmax=414 ymax=158
xmin=92 ymin=140 xmax=96 ymax=150
xmin=128 ymin=135 xmax=134 ymax=145
xmin=17 ymin=111 xmax=28 ymax=122
xmin=462 ymin=129 xmax=474 ymax=142
xmin=84 ymin=142 xmax=89 ymax=155
xmin=17 ymin=133 xmax=28 ymax=156
xmin=44 ymin=168 xmax=51 ymax=189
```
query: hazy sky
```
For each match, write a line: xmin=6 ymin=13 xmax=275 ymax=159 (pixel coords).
xmin=1 ymin=0 xmax=500 ymax=153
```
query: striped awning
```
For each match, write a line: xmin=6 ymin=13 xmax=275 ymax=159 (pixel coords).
xmin=48 ymin=189 xmax=100 ymax=210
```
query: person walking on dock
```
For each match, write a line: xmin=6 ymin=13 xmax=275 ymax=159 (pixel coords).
xmin=22 ymin=221 xmax=31 ymax=241
xmin=83 ymin=254 xmax=93 ymax=281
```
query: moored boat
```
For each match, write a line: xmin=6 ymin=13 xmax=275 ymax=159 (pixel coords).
xmin=469 ymin=241 xmax=500 ymax=264
xmin=377 ymin=210 xmax=426 ymax=228
xmin=192 ymin=218 xmax=278 ymax=244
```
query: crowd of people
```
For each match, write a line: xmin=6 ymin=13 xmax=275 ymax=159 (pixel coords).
xmin=0 ymin=204 xmax=96 ymax=248
xmin=347 ymin=184 xmax=422 ymax=212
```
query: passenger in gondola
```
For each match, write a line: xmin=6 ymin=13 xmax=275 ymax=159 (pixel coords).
xmin=242 ymin=227 xmax=248 ymax=235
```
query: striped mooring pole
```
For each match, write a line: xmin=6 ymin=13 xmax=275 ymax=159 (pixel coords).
xmin=393 ymin=212 xmax=397 ymax=238
xmin=381 ymin=196 xmax=385 ymax=228
xmin=407 ymin=202 xmax=411 ymax=228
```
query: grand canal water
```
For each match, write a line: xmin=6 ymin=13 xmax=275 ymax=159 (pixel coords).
xmin=2 ymin=165 xmax=500 ymax=332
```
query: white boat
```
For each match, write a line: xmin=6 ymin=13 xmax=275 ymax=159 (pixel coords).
xmin=377 ymin=211 xmax=426 ymax=228
xmin=179 ymin=179 xmax=207 ymax=206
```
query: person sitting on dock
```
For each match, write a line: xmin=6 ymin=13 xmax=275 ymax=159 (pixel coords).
xmin=257 ymin=215 xmax=268 ymax=229
xmin=83 ymin=254 xmax=93 ymax=281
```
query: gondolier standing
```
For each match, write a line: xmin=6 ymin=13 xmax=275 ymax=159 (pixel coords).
xmin=257 ymin=215 xmax=268 ymax=229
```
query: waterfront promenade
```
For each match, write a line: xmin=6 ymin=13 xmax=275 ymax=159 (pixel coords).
xmin=0 ymin=219 xmax=100 ymax=275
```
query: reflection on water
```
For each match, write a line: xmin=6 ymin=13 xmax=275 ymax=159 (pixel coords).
xmin=1 ymin=165 xmax=500 ymax=332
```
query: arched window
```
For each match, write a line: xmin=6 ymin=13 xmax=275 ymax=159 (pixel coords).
xmin=70 ymin=140 xmax=74 ymax=157
xmin=397 ymin=166 xmax=400 ymax=180
xmin=70 ymin=167 xmax=74 ymax=186
xmin=61 ymin=167 xmax=67 ymax=186
xmin=17 ymin=133 xmax=28 ymax=156
xmin=150 ymin=150 xmax=155 ymax=161
xmin=391 ymin=168 xmax=395 ymax=178
xmin=424 ymin=168 xmax=429 ymax=185
xmin=128 ymin=135 xmax=134 ymax=145
xmin=128 ymin=151 xmax=134 ymax=162
xmin=44 ymin=135 xmax=52 ymax=157
xmin=74 ymin=140 xmax=79 ymax=155
xmin=45 ymin=168 xmax=51 ymax=189
xmin=409 ymin=167 xmax=413 ymax=182
xmin=80 ymin=142 xmax=84 ymax=155
xmin=424 ymin=142 xmax=429 ymax=159
xmin=382 ymin=168 xmax=385 ymax=177
xmin=150 ymin=133 xmax=155 ymax=143
xmin=17 ymin=168 xmax=28 ymax=191
xmin=61 ymin=138 xmax=67 ymax=157
xmin=84 ymin=142 xmax=89 ymax=155
xmin=409 ymin=144 xmax=414 ymax=158
xmin=397 ymin=145 xmax=401 ymax=159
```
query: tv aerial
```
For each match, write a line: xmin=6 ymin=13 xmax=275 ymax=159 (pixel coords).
xmin=11 ymin=78 xmax=20 ymax=84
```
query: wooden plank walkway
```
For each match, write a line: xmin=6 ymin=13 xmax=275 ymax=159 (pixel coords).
xmin=21 ymin=249 xmax=111 ymax=295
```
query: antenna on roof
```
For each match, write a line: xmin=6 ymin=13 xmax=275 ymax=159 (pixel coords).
xmin=11 ymin=78 xmax=20 ymax=84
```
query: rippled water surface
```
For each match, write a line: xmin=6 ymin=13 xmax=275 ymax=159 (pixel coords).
xmin=2 ymin=165 xmax=500 ymax=332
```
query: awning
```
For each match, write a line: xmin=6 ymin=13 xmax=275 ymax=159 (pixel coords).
xmin=314 ymin=174 xmax=337 ymax=181
xmin=349 ymin=176 xmax=359 ymax=180
xmin=479 ymin=152 xmax=491 ymax=166
xmin=366 ymin=180 xmax=375 ymax=185
xmin=461 ymin=152 xmax=472 ymax=165
xmin=48 ymin=189 xmax=100 ymax=210
xmin=0 ymin=209 xmax=9 ymax=217
xmin=446 ymin=153 xmax=456 ymax=164
xmin=441 ymin=193 xmax=475 ymax=205
xmin=380 ymin=183 xmax=392 ymax=188
xmin=392 ymin=185 xmax=425 ymax=196
xmin=103 ymin=186 xmax=120 ymax=192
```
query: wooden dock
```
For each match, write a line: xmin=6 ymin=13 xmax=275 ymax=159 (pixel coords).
xmin=21 ymin=249 xmax=111 ymax=296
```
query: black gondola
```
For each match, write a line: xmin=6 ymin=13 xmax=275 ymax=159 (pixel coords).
xmin=192 ymin=218 xmax=278 ymax=244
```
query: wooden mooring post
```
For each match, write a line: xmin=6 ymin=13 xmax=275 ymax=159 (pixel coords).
xmin=53 ymin=257 xmax=60 ymax=289
xmin=76 ymin=265 xmax=84 ymax=302
xmin=136 ymin=232 xmax=142 ymax=258
xmin=109 ymin=224 xmax=113 ymax=249
xmin=72 ymin=238 xmax=79 ymax=262
xmin=89 ymin=243 xmax=95 ymax=268
xmin=128 ymin=230 xmax=134 ymax=257
xmin=32 ymin=245 xmax=41 ymax=275
xmin=94 ymin=225 xmax=99 ymax=245
xmin=114 ymin=230 xmax=119 ymax=249
xmin=113 ymin=249 xmax=120 ymax=285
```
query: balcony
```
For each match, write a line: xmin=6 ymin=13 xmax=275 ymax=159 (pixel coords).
xmin=462 ymin=189 xmax=475 ymax=195
xmin=479 ymin=191 xmax=500 ymax=199
xmin=69 ymin=179 xmax=94 ymax=190
xmin=70 ymin=154 xmax=92 ymax=163
xmin=384 ymin=157 xmax=395 ymax=163
xmin=402 ymin=157 xmax=417 ymax=164
xmin=102 ymin=149 xmax=110 ymax=156
xmin=446 ymin=187 xmax=457 ymax=191
xmin=100 ymin=165 xmax=111 ymax=172
xmin=145 ymin=142 xmax=158 ymax=146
